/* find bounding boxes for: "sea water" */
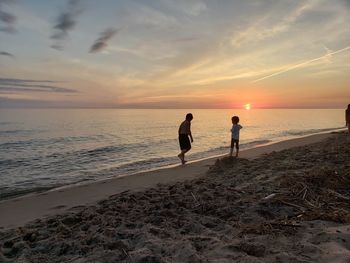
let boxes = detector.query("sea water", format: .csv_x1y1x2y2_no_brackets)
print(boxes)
0,109,345,200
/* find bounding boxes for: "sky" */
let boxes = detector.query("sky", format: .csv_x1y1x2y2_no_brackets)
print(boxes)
0,0,349,109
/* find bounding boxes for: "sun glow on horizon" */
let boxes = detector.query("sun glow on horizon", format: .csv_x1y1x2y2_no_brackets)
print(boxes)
244,103,251,110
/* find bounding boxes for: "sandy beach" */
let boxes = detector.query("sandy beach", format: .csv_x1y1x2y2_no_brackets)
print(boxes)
2,0,349,261
0,132,349,262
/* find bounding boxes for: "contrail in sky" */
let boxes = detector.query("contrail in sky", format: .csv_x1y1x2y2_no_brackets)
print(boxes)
252,45,350,83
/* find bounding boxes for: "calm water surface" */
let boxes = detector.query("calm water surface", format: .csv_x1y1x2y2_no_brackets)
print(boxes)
0,109,344,199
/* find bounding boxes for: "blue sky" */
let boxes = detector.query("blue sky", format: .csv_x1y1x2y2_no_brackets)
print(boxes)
0,0,349,108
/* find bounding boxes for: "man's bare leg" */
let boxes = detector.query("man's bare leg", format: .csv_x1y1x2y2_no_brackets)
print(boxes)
178,149,189,164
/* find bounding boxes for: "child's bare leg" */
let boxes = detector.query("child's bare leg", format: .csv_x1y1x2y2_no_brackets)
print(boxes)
229,148,233,156
235,143,239,157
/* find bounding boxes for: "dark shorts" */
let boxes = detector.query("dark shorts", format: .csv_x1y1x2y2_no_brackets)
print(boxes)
179,134,191,150
231,139,239,149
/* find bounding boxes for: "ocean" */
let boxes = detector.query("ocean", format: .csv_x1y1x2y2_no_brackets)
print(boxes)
0,109,345,200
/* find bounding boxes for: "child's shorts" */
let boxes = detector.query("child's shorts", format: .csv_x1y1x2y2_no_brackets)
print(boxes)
231,139,239,149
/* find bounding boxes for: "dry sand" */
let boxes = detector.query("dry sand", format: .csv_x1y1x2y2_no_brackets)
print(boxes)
0,132,349,262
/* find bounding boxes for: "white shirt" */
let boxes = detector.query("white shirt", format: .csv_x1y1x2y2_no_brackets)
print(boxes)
231,124,242,140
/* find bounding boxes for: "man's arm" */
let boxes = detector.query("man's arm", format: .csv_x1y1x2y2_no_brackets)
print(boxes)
189,132,193,142
188,122,193,142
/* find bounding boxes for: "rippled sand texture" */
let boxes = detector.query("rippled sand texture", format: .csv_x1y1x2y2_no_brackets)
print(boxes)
1,132,349,262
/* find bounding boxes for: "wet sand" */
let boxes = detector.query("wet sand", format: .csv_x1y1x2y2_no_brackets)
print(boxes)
0,132,349,262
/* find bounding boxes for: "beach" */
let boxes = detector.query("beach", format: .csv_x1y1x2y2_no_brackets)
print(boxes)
2,0,349,261
0,131,349,262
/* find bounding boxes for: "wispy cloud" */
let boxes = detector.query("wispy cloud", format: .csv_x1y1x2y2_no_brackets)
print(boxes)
89,28,119,53
9,4,51,35
231,1,318,47
0,77,76,93
0,51,14,58
0,0,16,33
0,77,57,83
252,46,350,83
161,0,207,16
124,2,178,29
172,36,200,43
51,0,83,50
0,86,76,93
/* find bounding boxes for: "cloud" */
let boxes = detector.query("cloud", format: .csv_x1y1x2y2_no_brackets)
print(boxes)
10,4,51,35
252,46,350,83
0,77,77,93
89,28,119,53
0,86,76,93
124,2,178,29
0,51,14,58
231,1,317,47
50,43,64,51
0,0,16,33
172,36,200,43
0,77,57,83
160,0,207,16
51,0,83,50
343,0,350,6
0,84,77,93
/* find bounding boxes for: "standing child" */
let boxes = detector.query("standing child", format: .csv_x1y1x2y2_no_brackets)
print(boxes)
178,113,194,164
230,116,242,157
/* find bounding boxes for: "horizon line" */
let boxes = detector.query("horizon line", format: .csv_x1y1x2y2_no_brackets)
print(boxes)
0,106,345,110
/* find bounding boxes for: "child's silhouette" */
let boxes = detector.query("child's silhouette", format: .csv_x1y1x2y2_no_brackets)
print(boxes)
230,116,242,157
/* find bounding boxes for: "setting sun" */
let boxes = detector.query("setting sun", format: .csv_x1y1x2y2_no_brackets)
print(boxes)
245,104,251,110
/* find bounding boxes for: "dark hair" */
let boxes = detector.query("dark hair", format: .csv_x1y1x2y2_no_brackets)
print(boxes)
348,104,350,110
231,116,239,123
186,113,193,121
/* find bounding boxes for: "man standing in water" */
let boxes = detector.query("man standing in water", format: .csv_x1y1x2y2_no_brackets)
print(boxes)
346,104,350,134
178,113,194,165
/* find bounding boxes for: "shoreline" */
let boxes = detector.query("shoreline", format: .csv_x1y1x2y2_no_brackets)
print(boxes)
2,127,344,202
0,131,340,230
35,127,346,196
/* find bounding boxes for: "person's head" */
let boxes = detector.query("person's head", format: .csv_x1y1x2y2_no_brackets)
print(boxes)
186,113,193,121
232,116,239,124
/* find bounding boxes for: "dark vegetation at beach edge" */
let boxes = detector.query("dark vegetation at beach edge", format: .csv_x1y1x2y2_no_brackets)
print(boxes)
0,133,349,262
